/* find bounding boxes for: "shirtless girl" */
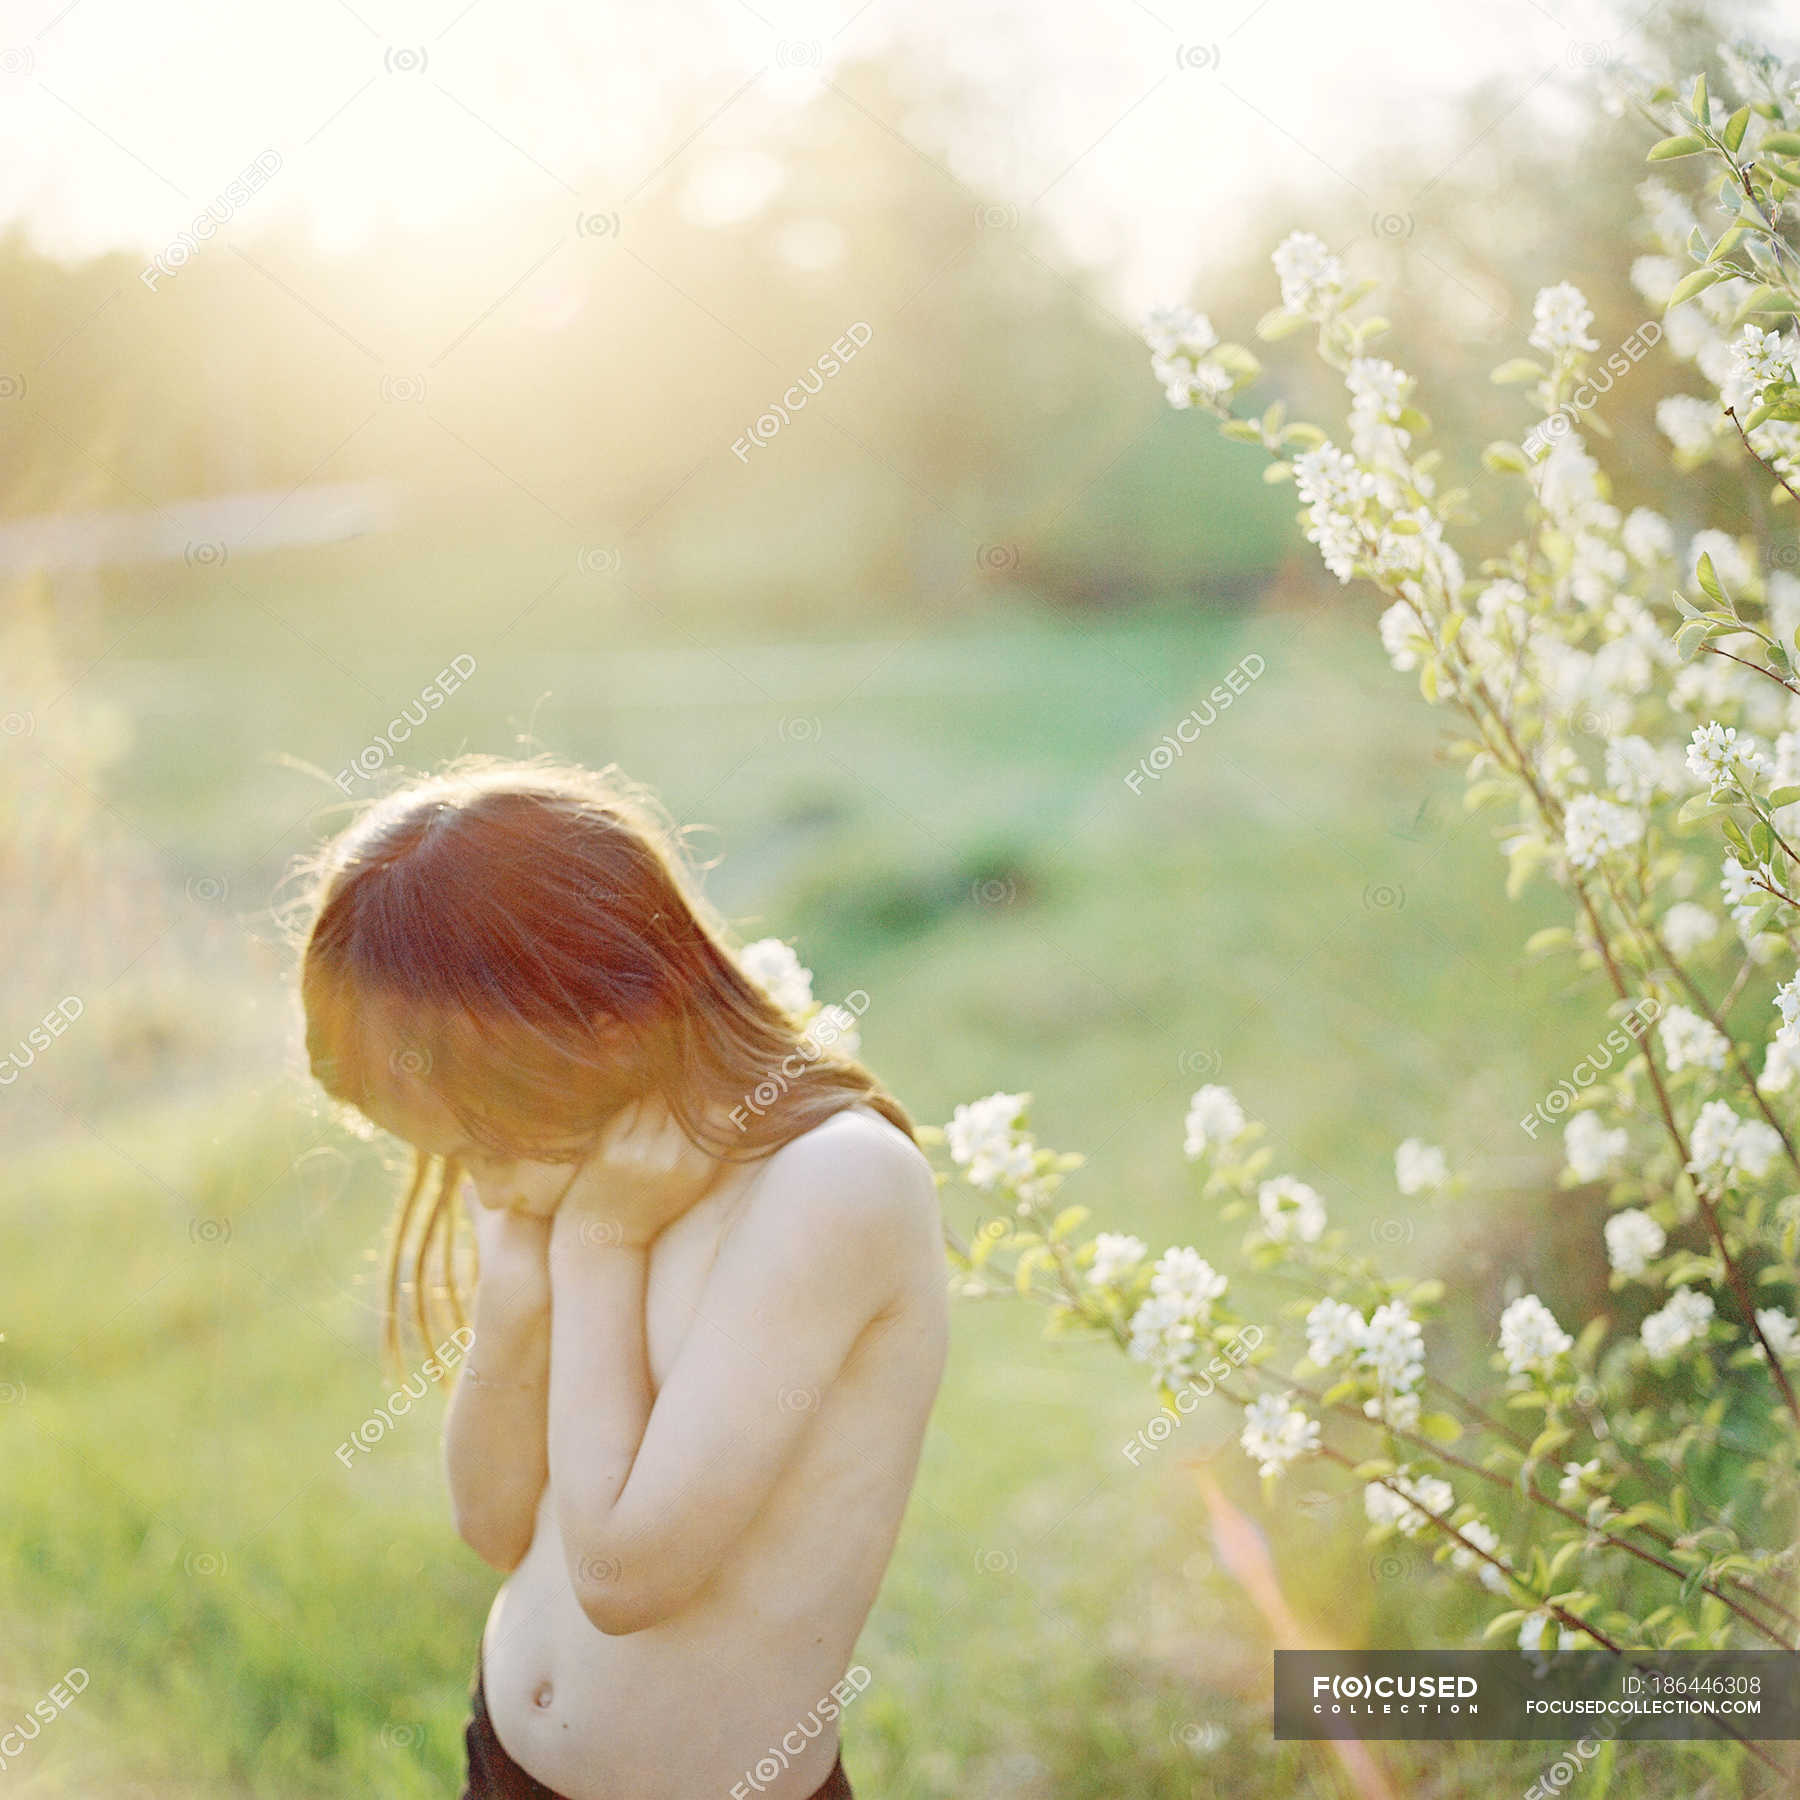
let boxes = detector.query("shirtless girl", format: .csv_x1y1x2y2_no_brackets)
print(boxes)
300,758,949,1799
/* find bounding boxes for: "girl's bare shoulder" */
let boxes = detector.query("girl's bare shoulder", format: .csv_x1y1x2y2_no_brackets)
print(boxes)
731,1105,943,1285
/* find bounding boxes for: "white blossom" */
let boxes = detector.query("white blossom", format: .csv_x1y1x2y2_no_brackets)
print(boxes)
1088,1232,1147,1287
739,937,815,1013
1528,282,1599,354
1183,1084,1247,1159
1304,1297,1365,1368
1760,1032,1800,1094
1147,1245,1228,1319
1657,395,1721,457
1359,1299,1425,1394
1687,1099,1781,1187
1731,323,1794,390
1395,1138,1448,1195
1629,256,1683,307
1658,1003,1729,1073
1127,1294,1198,1382
1558,1459,1601,1504
1498,1294,1572,1375
1563,793,1645,870
1519,1610,1582,1654
1565,1111,1628,1182
1661,901,1719,957
1272,231,1346,319
1449,1518,1511,1594
1641,1286,1715,1359
1755,1307,1800,1361
1687,721,1766,789
1258,1175,1327,1244
1722,854,1764,930
945,1091,1036,1191
1378,600,1425,672
1776,970,1800,1045
1143,304,1217,360
1364,1470,1452,1537
1621,507,1674,566
1239,1391,1320,1477
1604,1208,1666,1278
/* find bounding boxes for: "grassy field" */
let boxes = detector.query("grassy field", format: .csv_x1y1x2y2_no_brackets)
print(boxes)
0,543,1746,1797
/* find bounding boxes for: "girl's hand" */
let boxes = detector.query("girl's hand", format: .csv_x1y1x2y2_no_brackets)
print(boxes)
551,1095,728,1252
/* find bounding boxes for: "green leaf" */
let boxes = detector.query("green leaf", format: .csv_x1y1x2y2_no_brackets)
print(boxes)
1254,306,1310,341
1673,617,1713,661
1419,1412,1463,1444
1262,461,1294,484
1482,440,1530,473
1647,133,1708,161
1490,358,1545,385
1049,1205,1089,1243
1668,266,1727,307
1759,130,1800,155
1724,105,1751,152
1766,785,1800,808
1690,71,1708,123
1524,926,1574,956
1529,1424,1573,1460
1708,223,1748,263
1696,550,1725,601
1676,792,1723,827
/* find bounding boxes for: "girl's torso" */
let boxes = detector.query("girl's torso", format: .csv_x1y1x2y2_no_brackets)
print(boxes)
478,1107,948,1800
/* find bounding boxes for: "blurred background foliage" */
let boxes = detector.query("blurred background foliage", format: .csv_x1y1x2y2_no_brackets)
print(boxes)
0,3,1785,1796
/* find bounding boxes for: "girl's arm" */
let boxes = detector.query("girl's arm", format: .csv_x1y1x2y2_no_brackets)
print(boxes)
445,1204,553,1570
546,1117,933,1635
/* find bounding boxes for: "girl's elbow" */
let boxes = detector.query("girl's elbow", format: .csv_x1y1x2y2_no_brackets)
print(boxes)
571,1551,695,1636
453,1502,534,1572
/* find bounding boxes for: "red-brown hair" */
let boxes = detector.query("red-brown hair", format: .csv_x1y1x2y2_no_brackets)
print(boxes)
297,755,913,1368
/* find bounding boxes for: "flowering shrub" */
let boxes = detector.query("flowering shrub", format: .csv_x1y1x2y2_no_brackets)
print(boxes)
927,38,1800,1707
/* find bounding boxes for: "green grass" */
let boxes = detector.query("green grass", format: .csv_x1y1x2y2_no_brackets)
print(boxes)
0,554,1745,1797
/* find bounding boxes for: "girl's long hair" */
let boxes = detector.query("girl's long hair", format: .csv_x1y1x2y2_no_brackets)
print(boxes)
296,756,913,1372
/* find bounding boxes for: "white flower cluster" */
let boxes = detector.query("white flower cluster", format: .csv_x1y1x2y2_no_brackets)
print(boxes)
945,1090,1037,1193
1143,304,1231,410
1125,1247,1229,1384
1087,1232,1147,1287
1564,1112,1628,1182
1563,794,1645,871
1364,1468,1451,1536
1394,1138,1448,1195
1657,1003,1728,1074
1498,1294,1572,1376
1304,1295,1425,1428
1258,1174,1327,1244
1272,231,1346,320
738,936,815,1013
1183,1084,1247,1159
1603,1208,1665,1279
1641,1286,1715,1360
1528,282,1599,355
1686,720,1767,791
1240,1389,1320,1477
1686,1099,1781,1190
740,936,862,1056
